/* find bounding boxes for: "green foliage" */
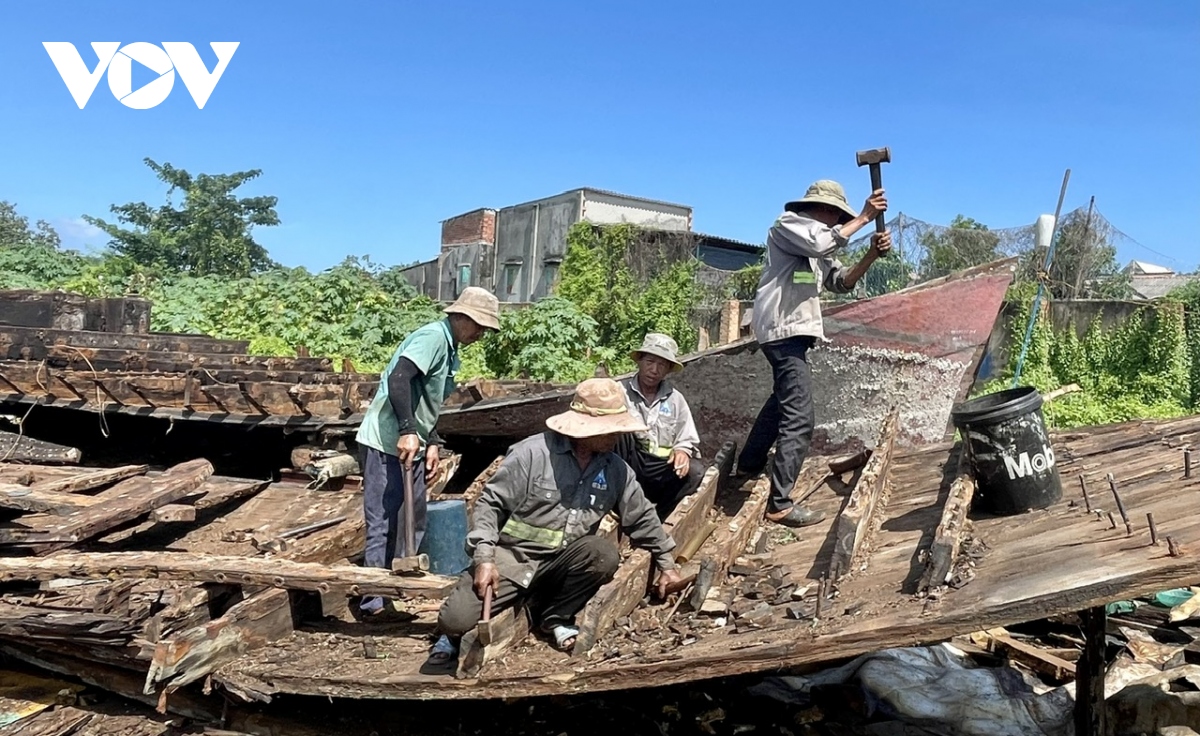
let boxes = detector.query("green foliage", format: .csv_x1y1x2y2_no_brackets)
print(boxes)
838,243,914,298
0,201,62,250
84,159,279,278
1168,279,1200,408
556,222,702,368
476,297,616,382
724,261,763,301
0,242,89,289
919,215,1001,281
1019,208,1130,299
979,287,1193,428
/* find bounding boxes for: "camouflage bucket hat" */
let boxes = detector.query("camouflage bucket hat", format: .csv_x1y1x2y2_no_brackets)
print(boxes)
546,378,649,439
786,180,857,224
444,286,501,331
629,332,684,373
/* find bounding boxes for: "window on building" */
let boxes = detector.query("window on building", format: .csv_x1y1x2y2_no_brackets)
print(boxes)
458,264,472,292
503,264,520,296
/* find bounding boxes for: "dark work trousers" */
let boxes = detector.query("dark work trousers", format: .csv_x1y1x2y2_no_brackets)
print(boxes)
361,445,429,570
615,434,705,520
738,336,816,514
437,536,620,638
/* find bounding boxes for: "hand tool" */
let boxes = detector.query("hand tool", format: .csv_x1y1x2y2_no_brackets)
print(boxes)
390,464,429,573
855,147,891,235
476,583,495,645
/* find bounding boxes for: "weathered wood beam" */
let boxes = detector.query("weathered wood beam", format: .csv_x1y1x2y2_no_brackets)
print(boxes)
828,407,899,581
918,447,976,591
0,551,457,598
456,606,532,679
0,483,97,514
0,429,81,465
0,601,142,647
151,504,196,523
13,344,334,374
699,475,772,586
0,362,378,418
1,705,94,736
14,459,214,553
573,455,728,656
664,441,734,561
0,643,223,722
1075,605,1108,736
30,465,149,494
0,324,250,354
989,633,1076,681
145,587,295,695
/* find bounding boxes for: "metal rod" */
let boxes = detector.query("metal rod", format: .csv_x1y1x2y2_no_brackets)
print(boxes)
1107,473,1132,535
813,575,826,620
1108,512,1117,530
1013,168,1071,387
1186,448,1192,479
1079,475,1091,513
1147,513,1159,546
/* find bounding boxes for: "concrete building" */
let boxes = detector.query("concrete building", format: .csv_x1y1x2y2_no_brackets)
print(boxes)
1123,260,1198,300
398,188,761,302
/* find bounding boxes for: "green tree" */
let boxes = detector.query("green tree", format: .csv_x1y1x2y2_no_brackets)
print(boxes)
556,222,704,364
919,215,1001,281
84,159,279,278
0,201,61,249
1039,209,1130,299
477,297,615,382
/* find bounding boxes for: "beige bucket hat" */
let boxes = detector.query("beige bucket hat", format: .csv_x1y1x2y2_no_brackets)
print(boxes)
546,378,649,439
786,180,857,224
444,286,501,331
630,332,684,373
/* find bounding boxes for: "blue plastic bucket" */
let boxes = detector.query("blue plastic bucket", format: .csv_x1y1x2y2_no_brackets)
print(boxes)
419,499,471,575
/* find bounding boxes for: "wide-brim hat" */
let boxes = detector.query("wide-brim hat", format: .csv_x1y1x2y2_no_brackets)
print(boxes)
786,179,857,225
629,332,684,373
444,286,501,331
546,378,648,439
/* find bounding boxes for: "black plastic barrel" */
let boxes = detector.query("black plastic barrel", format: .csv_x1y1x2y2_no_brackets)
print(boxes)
950,386,1063,515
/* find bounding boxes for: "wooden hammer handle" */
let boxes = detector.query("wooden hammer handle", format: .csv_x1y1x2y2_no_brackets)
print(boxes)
481,583,493,622
869,165,885,234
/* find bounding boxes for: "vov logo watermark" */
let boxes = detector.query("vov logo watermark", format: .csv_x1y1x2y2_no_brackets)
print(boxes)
42,42,239,109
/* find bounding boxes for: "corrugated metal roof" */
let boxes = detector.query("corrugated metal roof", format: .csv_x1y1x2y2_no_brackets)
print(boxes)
575,187,691,212
1129,274,1198,300
1125,260,1175,275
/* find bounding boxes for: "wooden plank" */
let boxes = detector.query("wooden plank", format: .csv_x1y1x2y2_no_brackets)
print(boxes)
664,441,733,560
828,407,899,581
1076,605,1107,735
145,587,295,695
0,324,249,354
918,447,976,591
0,706,93,736
573,462,728,656
462,455,504,513
15,344,334,374
0,601,142,647
0,643,223,723
0,551,457,598
11,459,215,552
151,504,196,523
988,633,1076,681
0,430,81,465
456,606,532,679
0,483,97,514
700,476,772,586
31,464,149,493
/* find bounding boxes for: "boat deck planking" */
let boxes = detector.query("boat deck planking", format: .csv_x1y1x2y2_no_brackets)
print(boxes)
211,414,1200,701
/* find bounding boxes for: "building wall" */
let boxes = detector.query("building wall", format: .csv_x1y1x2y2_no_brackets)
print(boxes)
441,209,497,247
398,258,439,299
438,243,494,300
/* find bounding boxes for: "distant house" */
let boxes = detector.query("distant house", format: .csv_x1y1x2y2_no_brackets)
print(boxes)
398,188,763,303
1123,260,1198,300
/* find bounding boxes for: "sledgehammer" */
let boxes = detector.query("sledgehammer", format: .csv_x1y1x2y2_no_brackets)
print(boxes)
855,146,891,234
476,583,495,645
390,464,430,575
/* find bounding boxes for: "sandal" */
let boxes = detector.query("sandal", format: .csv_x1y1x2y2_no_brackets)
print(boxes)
767,506,825,529
424,635,458,666
549,625,579,652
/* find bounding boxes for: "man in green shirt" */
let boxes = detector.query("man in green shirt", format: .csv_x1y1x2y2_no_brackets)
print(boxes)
355,286,500,615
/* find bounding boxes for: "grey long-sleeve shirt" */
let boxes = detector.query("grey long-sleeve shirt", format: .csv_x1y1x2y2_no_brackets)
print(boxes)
751,212,855,345
467,431,677,588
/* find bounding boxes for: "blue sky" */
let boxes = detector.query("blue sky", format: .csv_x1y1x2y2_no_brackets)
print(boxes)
2,1,1197,272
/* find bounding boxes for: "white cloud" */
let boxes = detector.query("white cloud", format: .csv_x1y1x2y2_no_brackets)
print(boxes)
53,217,107,251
